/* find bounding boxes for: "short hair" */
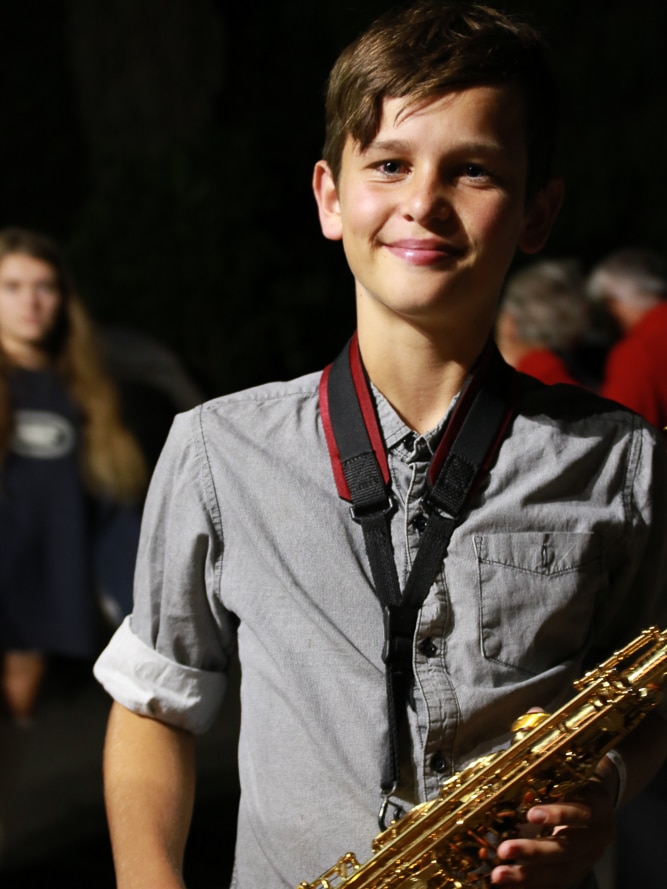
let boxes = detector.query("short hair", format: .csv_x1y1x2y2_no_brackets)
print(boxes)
500,259,590,350
323,0,558,195
588,248,667,301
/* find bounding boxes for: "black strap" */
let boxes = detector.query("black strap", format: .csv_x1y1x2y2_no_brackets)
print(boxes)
319,333,516,811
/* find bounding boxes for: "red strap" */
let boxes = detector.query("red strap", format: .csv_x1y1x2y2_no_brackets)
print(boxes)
319,332,390,502
319,363,350,499
428,340,494,482
348,333,391,487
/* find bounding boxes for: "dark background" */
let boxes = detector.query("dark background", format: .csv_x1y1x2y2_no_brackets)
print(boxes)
0,3,664,885
1,0,666,400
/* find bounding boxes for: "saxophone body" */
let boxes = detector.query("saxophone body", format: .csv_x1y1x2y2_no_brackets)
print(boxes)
298,627,667,889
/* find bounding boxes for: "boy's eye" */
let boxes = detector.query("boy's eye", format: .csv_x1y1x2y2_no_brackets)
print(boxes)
377,159,405,176
462,163,490,179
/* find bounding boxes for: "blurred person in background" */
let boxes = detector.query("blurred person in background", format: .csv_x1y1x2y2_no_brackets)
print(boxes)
589,247,667,889
588,248,667,432
495,258,598,387
0,227,147,723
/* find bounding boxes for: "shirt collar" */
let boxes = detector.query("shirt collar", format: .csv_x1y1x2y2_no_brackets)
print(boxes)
370,381,466,461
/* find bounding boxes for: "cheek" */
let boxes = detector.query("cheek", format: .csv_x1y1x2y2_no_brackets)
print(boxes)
40,294,62,325
0,295,14,328
469,196,526,255
341,189,386,240
339,195,382,276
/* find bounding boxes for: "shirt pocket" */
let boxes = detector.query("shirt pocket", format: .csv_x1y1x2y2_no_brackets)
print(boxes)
474,532,601,675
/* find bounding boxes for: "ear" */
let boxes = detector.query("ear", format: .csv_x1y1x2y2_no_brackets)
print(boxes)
518,178,564,255
312,160,343,241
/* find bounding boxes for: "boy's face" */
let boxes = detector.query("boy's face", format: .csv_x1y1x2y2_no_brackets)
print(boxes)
314,85,560,336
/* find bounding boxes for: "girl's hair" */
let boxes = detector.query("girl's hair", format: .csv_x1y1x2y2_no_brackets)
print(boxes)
0,227,147,502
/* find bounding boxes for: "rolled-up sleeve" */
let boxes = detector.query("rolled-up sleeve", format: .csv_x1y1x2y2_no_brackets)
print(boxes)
94,407,236,734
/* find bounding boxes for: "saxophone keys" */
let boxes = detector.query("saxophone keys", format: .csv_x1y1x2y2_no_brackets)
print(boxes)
511,711,550,738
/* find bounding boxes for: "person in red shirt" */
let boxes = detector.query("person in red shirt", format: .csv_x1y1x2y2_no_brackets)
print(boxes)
588,248,667,432
588,247,667,889
495,258,591,386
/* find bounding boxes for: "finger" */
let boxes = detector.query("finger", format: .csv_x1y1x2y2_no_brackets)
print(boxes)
491,838,583,889
494,816,614,889
490,862,527,885
491,859,577,889
496,832,571,864
525,801,593,829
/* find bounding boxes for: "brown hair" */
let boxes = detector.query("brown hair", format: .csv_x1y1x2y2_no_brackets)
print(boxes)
0,227,147,502
322,0,558,196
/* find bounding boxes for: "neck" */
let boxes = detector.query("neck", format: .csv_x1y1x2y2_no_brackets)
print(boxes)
356,308,490,435
622,297,661,332
496,338,533,369
0,338,51,370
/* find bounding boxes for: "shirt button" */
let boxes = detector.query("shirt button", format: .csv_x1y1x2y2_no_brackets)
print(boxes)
413,513,428,534
418,638,437,658
430,751,447,773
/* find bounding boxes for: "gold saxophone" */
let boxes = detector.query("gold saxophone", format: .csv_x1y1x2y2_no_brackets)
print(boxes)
298,626,667,889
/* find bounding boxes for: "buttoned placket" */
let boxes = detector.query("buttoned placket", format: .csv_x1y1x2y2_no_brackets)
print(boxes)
387,428,460,802
344,350,513,808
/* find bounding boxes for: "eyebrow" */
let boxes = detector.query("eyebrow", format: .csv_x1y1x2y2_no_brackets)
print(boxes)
363,139,412,154
362,138,509,157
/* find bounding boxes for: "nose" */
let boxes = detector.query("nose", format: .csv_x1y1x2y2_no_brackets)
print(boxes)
25,286,42,309
401,169,451,225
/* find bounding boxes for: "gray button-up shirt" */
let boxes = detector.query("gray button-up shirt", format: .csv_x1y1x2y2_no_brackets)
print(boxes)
94,367,667,889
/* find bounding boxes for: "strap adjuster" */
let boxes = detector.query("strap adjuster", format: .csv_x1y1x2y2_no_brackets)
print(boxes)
381,604,418,666
349,493,396,524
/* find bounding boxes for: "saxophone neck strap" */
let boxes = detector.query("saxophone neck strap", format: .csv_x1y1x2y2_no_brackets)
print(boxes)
319,332,517,808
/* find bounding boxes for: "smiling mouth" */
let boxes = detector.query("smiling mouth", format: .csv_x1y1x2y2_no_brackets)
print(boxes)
384,239,465,266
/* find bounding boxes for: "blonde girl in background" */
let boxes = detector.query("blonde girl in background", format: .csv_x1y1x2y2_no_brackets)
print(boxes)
0,227,146,722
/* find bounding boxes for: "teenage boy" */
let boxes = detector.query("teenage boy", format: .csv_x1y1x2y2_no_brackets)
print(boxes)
94,3,667,888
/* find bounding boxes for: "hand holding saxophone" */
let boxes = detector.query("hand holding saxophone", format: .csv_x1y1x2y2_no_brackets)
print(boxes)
488,715,620,887
491,705,667,889
490,776,615,887
299,627,667,889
